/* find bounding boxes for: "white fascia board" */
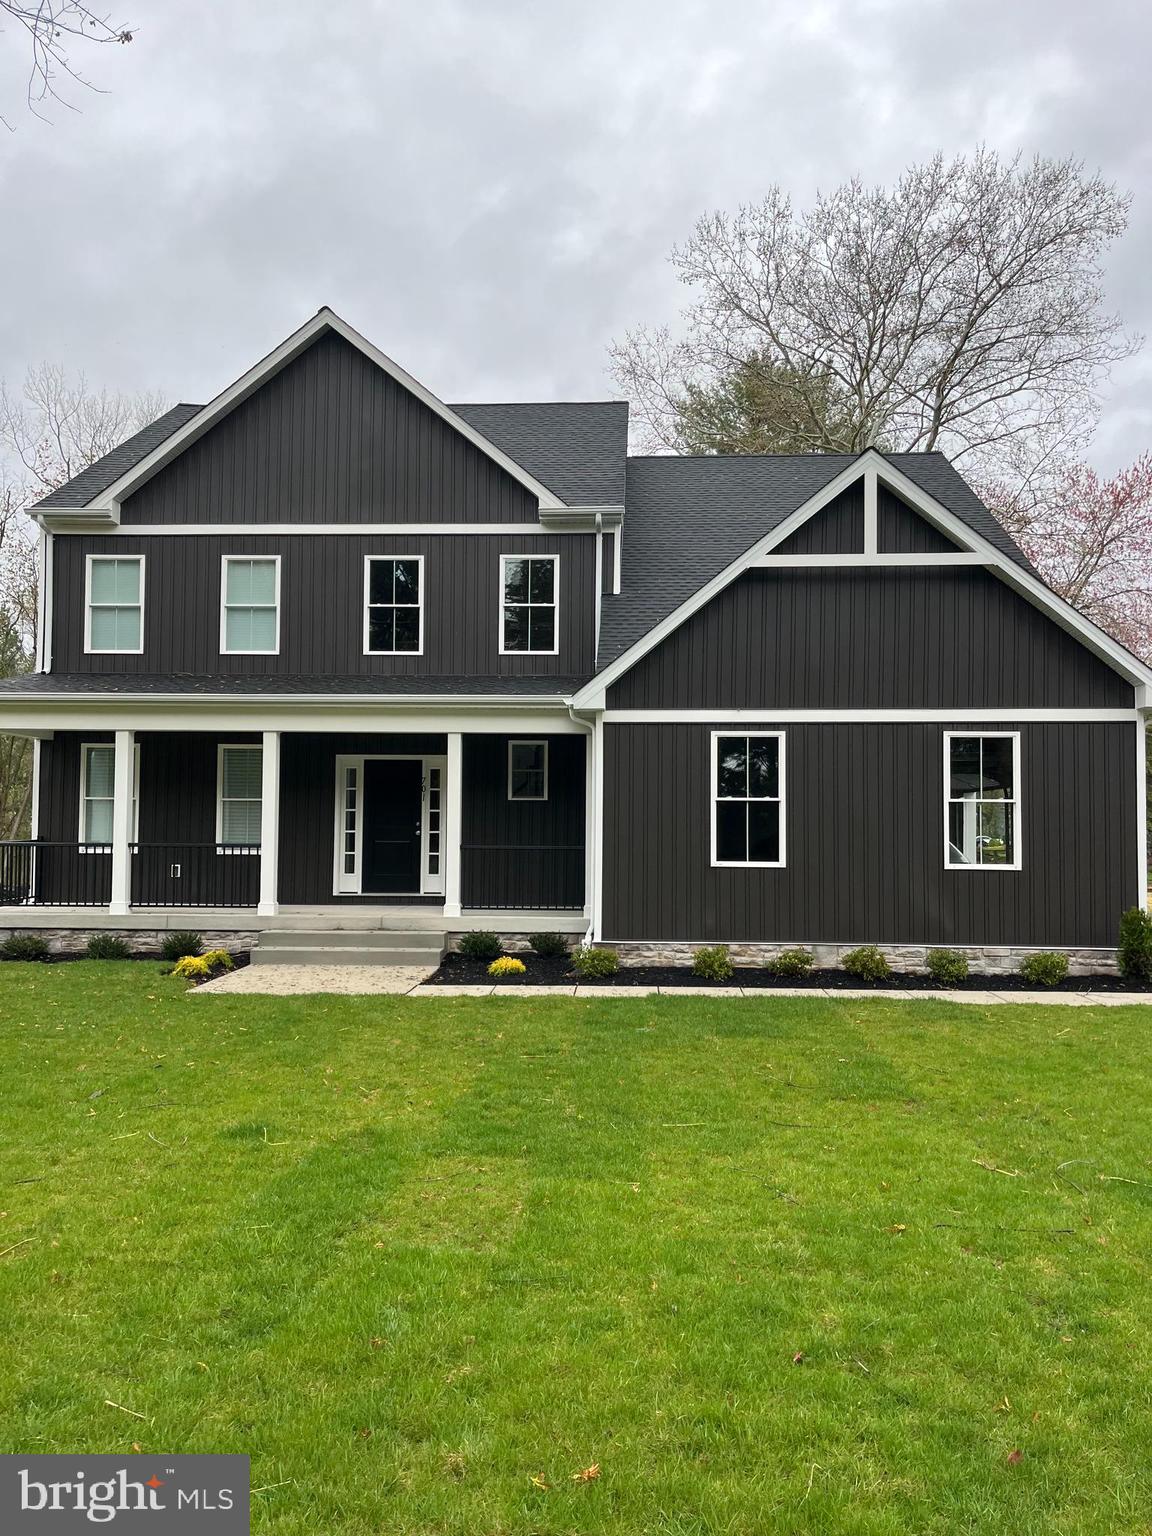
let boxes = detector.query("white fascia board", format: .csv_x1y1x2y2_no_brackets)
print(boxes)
80,308,567,516
80,522,589,537
603,708,1142,723
575,448,1152,705
752,552,989,568
539,505,625,531
0,701,586,735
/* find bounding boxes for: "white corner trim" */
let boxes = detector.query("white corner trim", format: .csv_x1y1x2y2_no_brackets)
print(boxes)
1138,717,1149,909
83,309,566,515
219,553,282,657
943,729,1022,872
362,553,425,656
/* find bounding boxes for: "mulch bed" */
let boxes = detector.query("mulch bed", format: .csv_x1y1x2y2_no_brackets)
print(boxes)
428,953,1150,992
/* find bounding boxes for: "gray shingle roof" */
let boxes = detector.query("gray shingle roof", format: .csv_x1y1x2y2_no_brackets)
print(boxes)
32,405,204,509
448,401,628,505
597,452,1037,667
0,673,590,698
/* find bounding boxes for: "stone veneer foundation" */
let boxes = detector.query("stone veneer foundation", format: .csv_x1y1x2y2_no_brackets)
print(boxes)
0,927,261,956
606,941,1119,977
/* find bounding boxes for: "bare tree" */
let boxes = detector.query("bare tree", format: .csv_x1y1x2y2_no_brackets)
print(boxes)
611,151,1139,478
0,1,133,122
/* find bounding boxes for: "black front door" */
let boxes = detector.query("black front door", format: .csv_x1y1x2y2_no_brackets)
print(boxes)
362,759,423,893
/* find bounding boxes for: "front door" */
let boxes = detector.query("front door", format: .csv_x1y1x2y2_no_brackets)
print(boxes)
362,759,423,893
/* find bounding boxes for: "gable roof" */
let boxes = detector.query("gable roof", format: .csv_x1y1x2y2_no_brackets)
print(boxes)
33,404,203,510
597,451,1036,668
449,401,627,507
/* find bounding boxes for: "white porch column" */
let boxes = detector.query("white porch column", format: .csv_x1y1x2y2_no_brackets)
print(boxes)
108,728,134,915
258,730,281,917
443,732,463,918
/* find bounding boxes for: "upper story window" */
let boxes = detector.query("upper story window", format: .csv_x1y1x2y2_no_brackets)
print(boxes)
500,554,558,655
79,742,138,846
364,556,423,654
221,557,280,655
711,732,785,867
508,740,548,801
85,556,144,654
217,744,263,848
945,732,1021,869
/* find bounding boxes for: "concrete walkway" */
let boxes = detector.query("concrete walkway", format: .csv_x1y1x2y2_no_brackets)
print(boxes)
193,966,1152,1004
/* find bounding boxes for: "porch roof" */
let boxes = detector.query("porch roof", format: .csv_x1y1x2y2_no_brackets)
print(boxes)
0,672,592,700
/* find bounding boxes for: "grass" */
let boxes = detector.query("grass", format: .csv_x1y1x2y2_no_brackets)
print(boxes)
1,965,1152,1533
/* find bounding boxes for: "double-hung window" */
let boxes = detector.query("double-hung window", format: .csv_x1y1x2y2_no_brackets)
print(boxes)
508,740,548,801
364,556,422,654
500,554,558,654
79,742,138,847
945,732,1021,868
217,745,263,848
711,732,785,867
85,556,144,654
221,557,280,655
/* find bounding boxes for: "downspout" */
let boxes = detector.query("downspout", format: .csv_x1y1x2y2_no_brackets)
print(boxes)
568,703,598,946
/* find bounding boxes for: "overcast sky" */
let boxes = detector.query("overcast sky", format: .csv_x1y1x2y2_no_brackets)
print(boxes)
0,0,1148,471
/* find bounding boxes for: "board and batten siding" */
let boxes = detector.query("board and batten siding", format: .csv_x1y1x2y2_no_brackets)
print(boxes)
120,330,542,525
53,532,595,678
607,566,1134,709
462,734,586,909
603,720,1137,948
773,481,865,554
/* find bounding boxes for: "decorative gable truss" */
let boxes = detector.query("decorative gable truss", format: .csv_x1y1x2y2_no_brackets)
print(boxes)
574,450,1152,708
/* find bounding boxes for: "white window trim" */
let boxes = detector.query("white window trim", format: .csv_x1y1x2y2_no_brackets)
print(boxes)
498,553,560,657
84,554,144,656
216,742,264,851
220,555,281,657
507,739,549,801
709,730,786,869
78,740,139,848
943,730,1022,872
362,554,425,656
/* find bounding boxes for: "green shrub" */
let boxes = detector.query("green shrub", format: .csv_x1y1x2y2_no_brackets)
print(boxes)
1019,951,1069,988
488,956,526,978
692,944,734,982
458,931,502,962
1117,907,1152,982
572,945,620,980
841,945,891,982
529,931,570,959
160,930,203,963
925,948,969,985
86,933,131,960
769,947,814,978
0,931,50,962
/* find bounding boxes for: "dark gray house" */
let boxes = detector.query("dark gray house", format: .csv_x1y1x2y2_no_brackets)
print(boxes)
0,308,1147,966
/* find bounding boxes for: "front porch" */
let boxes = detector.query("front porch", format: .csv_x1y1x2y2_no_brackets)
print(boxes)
2,723,590,926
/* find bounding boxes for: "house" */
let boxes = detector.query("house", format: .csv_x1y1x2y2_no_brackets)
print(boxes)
0,307,1147,969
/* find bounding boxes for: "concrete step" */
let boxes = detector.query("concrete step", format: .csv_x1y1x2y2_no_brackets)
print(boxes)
257,928,445,951
251,944,440,968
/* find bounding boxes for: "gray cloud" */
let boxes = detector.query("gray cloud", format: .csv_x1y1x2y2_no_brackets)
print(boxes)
0,0,1146,469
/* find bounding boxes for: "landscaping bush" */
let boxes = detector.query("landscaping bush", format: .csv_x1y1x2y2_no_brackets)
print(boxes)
1117,907,1152,982
841,945,891,982
458,931,502,962
86,933,131,960
1019,951,1069,987
488,956,526,978
529,931,570,959
201,948,235,971
692,944,734,982
160,930,203,963
769,947,814,978
171,955,212,981
0,932,50,962
925,948,969,985
572,945,620,980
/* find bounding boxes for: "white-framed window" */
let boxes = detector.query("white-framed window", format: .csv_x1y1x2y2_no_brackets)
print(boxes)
500,554,559,655
508,740,548,801
217,744,263,848
85,555,144,654
220,556,280,655
944,732,1021,869
78,742,139,847
710,732,785,868
364,555,423,654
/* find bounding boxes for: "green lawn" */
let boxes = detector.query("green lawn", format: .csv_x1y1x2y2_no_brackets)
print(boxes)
2,966,1152,1534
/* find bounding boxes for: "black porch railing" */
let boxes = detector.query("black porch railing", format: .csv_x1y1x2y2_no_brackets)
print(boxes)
0,841,112,906
130,844,260,908
461,843,584,911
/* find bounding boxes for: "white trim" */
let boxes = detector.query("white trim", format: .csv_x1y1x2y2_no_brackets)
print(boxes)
30,738,41,839
862,466,878,553
603,708,1140,724
108,730,135,914
258,730,280,916
78,739,139,846
594,525,603,667
35,529,47,672
752,552,988,568
507,739,549,801
444,734,463,917
612,526,622,596
41,530,54,673
216,742,264,849
362,553,424,656
943,730,1022,872
498,552,560,657
84,553,144,656
591,710,604,940
1138,717,1149,909
573,450,1152,707
84,521,587,537
83,308,566,514
330,752,444,896
0,703,586,735
220,554,281,657
710,730,786,868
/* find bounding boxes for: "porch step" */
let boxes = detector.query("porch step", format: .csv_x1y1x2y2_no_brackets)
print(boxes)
251,928,446,968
